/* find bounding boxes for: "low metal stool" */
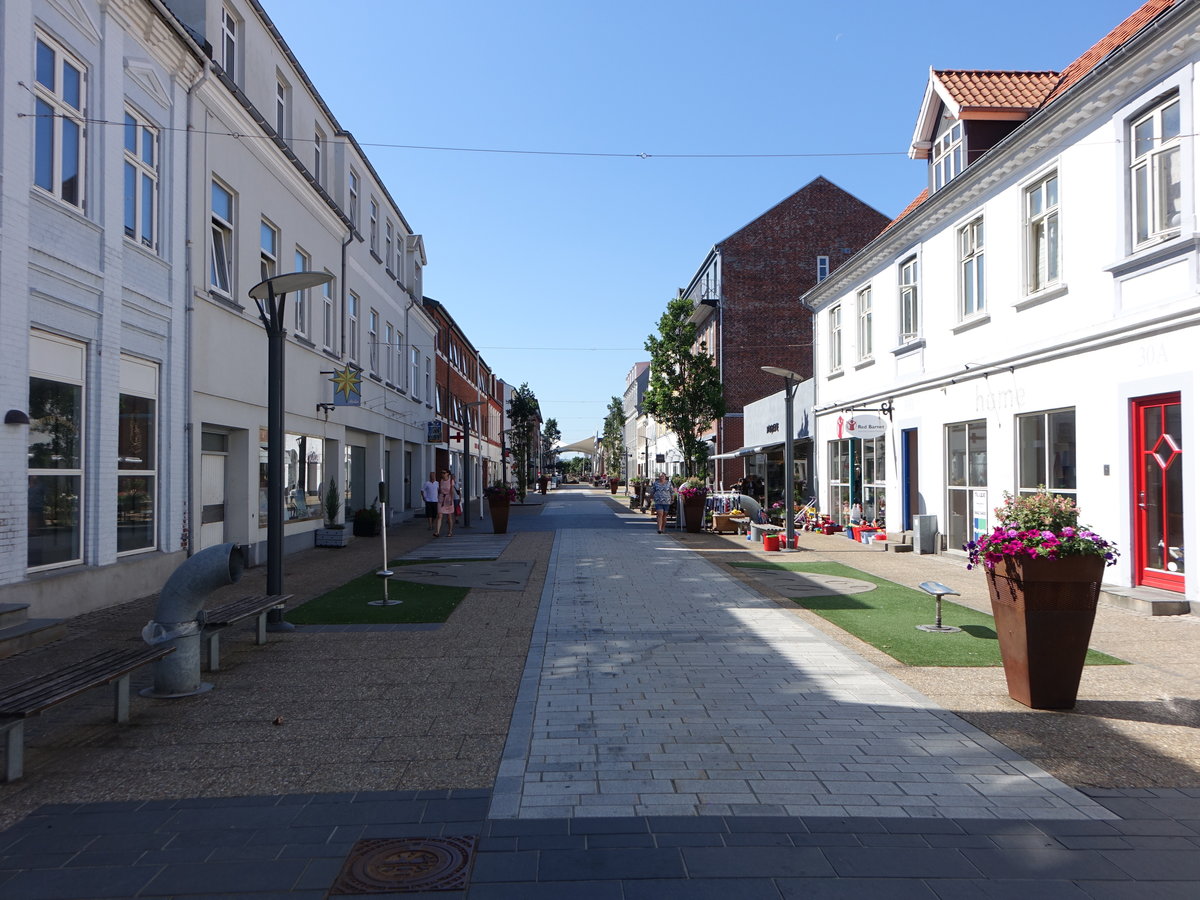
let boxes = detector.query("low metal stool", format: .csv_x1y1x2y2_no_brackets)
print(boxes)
917,581,962,633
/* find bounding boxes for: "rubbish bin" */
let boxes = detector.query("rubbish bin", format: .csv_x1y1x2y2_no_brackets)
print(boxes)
913,515,938,554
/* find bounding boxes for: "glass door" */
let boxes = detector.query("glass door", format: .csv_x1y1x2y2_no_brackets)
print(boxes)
1132,393,1184,591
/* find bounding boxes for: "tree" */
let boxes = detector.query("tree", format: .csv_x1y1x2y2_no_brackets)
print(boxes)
601,396,625,480
541,417,561,475
507,383,539,501
644,296,726,477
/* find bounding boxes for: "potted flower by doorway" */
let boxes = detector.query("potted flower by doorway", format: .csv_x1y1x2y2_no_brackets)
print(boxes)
677,477,708,533
315,478,353,547
965,488,1119,710
352,499,383,537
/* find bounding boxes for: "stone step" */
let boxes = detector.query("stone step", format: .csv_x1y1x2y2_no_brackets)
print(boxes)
0,603,32,629
1100,586,1191,616
0,618,67,661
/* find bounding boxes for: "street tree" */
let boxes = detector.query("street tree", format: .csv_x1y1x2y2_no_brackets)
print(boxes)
644,296,726,477
601,396,625,480
507,383,539,501
541,417,561,475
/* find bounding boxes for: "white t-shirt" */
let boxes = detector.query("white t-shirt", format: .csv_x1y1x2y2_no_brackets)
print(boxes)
421,480,439,503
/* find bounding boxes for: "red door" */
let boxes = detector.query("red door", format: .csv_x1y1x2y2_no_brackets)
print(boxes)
1132,393,1185,591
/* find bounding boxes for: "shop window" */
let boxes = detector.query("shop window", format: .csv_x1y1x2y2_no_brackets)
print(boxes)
117,356,158,554
1017,409,1076,498
827,435,885,526
946,420,988,550
259,432,323,524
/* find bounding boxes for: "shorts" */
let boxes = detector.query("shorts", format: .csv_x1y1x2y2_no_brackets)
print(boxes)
654,503,670,511
425,500,438,519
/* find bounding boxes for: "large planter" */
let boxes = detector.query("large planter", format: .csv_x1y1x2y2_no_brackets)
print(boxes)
682,495,706,533
487,497,510,534
986,554,1106,710
314,526,352,548
609,479,619,494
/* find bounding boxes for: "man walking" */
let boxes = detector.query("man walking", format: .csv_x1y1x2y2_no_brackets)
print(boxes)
421,471,439,530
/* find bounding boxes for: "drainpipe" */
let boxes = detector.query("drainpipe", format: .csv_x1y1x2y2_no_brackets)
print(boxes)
141,542,244,697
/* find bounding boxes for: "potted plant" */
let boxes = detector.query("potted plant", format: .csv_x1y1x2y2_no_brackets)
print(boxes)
315,479,352,547
965,488,1119,710
352,499,382,537
484,482,516,534
677,477,708,533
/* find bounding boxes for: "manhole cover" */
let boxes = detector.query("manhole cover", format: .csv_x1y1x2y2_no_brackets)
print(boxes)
330,836,476,894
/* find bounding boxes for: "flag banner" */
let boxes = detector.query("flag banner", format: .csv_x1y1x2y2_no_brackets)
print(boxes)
329,365,361,406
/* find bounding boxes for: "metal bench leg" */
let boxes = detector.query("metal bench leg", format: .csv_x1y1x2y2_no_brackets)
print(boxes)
4,720,24,782
255,612,268,646
205,632,221,672
114,674,131,723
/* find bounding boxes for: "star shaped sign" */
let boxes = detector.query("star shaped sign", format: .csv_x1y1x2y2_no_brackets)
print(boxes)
330,365,361,406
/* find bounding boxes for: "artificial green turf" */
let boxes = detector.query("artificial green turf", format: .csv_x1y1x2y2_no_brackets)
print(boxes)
733,560,1127,668
285,559,472,625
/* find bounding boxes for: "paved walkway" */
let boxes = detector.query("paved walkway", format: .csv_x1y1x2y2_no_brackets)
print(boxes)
0,487,1197,898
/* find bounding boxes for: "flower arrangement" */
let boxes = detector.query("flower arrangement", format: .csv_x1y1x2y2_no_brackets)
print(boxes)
484,482,517,502
964,488,1119,570
676,477,708,500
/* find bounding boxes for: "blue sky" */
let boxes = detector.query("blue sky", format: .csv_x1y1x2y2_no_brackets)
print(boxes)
262,0,1145,442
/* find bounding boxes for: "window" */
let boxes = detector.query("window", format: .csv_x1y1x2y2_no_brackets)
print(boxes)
856,286,872,361
1026,172,1060,292
210,180,234,296
395,330,404,388
275,76,288,136
28,331,85,569
899,256,919,342
123,109,158,248
260,433,323,523
827,436,886,527
932,121,963,191
425,357,431,401
816,255,830,282
322,274,335,350
946,420,988,550
117,356,157,554
313,128,324,185
1131,95,1181,248
368,309,379,372
385,221,394,272
958,217,985,319
220,4,238,79
293,249,310,335
828,304,843,372
348,171,360,228
33,34,86,208
260,219,278,279
369,199,379,254
383,323,394,381
1017,409,1076,499
347,292,359,361
411,348,420,399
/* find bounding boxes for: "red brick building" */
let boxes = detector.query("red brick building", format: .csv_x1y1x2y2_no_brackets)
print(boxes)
682,176,890,489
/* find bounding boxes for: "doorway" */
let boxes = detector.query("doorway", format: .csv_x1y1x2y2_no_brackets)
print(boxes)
1132,393,1184,592
901,428,918,531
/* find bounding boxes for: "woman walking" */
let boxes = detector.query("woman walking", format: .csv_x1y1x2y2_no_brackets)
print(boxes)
435,469,457,537
650,473,674,534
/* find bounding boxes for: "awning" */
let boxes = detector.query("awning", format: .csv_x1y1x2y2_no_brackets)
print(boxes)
710,441,783,460
557,437,598,455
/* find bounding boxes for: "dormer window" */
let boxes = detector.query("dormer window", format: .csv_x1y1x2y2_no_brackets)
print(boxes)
932,121,963,190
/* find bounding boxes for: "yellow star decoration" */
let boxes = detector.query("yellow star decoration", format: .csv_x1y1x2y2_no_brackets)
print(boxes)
329,365,361,404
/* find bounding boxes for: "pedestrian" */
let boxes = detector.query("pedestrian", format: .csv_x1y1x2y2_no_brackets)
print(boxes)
435,469,456,537
650,472,674,534
421,471,439,530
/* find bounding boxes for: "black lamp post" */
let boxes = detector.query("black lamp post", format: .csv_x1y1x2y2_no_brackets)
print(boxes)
249,271,333,628
762,366,803,553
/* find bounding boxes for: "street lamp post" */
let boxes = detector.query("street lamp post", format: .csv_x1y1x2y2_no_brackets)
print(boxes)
249,271,333,628
762,366,803,553
462,399,487,528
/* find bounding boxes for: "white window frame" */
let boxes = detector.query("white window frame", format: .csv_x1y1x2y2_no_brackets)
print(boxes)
411,347,420,399
829,304,843,373
1130,94,1182,249
33,32,87,209
347,292,360,362
395,330,404,388
856,285,873,362
260,218,278,280
293,248,310,336
369,199,379,255
816,255,830,283
368,309,379,373
898,255,919,343
425,357,431,401
385,221,394,272
123,108,158,249
220,4,239,81
958,216,985,319
348,170,360,229
1016,408,1077,500
932,121,963,191
322,273,335,350
313,127,324,185
383,323,394,382
210,179,234,297
275,75,288,136
1025,171,1060,293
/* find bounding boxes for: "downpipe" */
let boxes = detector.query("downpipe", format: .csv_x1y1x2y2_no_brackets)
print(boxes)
141,542,243,697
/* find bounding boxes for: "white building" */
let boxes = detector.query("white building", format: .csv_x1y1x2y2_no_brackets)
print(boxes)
803,0,1195,609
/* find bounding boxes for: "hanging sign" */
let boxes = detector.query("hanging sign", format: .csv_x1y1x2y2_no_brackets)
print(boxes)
427,420,444,442
329,365,361,406
837,413,887,439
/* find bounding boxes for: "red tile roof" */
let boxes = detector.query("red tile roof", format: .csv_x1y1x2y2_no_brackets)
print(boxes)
936,70,1061,113
1044,0,1177,103
882,189,929,233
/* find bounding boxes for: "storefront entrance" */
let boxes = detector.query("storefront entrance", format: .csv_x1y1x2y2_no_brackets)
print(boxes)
1132,393,1185,592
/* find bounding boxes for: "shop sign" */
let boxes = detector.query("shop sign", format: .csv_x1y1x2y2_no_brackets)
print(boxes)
837,413,887,439
427,420,444,442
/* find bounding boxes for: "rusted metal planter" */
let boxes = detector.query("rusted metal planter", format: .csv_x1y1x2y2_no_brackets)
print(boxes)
487,497,510,534
682,496,705,533
985,555,1105,710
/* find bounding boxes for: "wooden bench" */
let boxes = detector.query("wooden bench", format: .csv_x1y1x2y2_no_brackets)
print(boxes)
0,644,175,781
201,594,292,672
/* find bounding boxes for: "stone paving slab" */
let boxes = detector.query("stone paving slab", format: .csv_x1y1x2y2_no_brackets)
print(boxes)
399,533,514,560
388,560,533,591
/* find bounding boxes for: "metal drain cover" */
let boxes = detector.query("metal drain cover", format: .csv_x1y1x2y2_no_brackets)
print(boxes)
330,836,476,894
